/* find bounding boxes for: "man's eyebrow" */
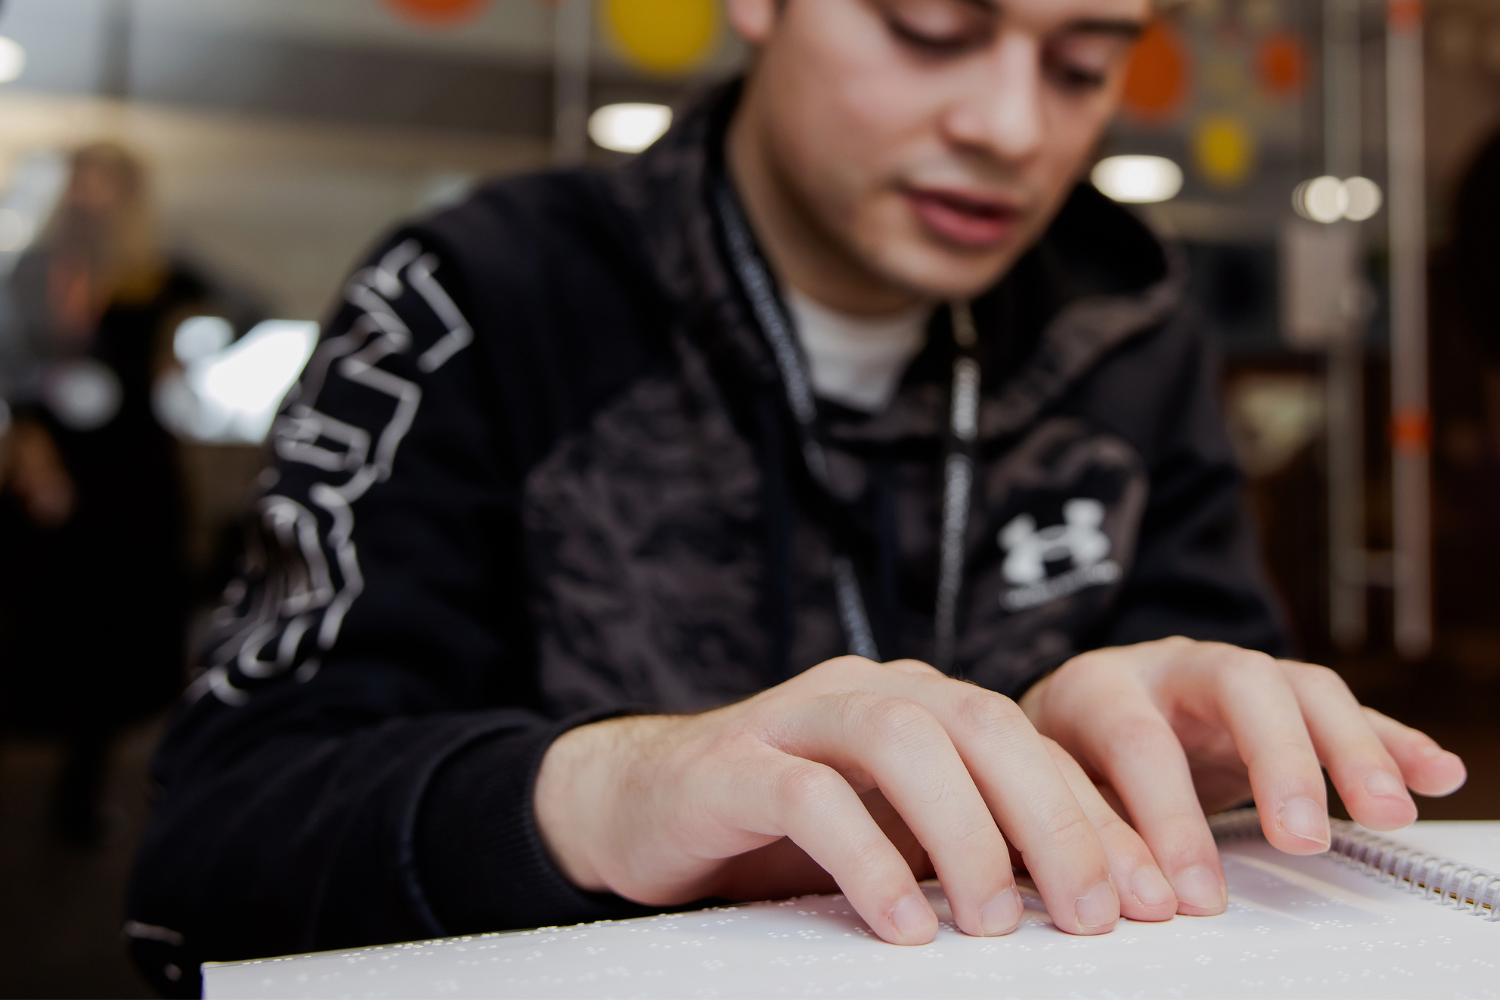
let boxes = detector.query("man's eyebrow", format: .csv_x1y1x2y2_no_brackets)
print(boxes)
947,2,1147,38
1055,17,1147,39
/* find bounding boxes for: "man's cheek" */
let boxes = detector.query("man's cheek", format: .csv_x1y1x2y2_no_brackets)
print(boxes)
1035,127,1104,204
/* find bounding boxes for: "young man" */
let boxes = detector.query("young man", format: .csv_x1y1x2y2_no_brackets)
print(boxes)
128,0,1465,993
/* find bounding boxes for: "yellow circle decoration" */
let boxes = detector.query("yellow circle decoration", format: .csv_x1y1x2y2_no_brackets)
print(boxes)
603,0,720,75
1193,113,1256,188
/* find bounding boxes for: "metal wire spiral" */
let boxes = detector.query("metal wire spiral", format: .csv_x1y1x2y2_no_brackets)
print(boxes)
1209,807,1500,921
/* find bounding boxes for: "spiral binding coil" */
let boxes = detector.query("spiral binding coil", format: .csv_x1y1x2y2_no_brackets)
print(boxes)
1209,807,1500,922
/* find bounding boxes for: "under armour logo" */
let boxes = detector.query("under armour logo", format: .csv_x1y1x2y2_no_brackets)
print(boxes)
998,498,1121,611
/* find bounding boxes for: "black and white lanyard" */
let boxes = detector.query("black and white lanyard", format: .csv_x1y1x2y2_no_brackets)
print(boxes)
715,180,981,673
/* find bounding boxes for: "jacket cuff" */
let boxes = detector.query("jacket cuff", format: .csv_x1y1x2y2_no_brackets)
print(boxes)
412,709,650,934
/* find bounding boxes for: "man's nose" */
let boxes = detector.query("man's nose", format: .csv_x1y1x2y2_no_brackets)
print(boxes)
943,32,1044,165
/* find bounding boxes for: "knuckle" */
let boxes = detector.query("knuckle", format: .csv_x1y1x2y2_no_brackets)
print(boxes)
809,655,875,679
1145,635,1198,660
1213,646,1279,687
1101,715,1178,758
844,837,899,882
1090,808,1137,844
862,697,936,743
779,762,843,814
1038,803,1096,847
953,689,1028,737
1294,663,1350,696
884,658,944,679
949,815,1001,854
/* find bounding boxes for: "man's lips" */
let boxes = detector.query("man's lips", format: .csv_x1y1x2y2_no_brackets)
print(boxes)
901,186,1022,248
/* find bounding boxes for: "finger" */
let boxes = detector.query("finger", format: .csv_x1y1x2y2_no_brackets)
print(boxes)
777,694,1023,938
1281,664,1416,831
1179,646,1331,855
1044,668,1228,916
1042,740,1177,922
721,750,937,945
875,667,1121,936
1362,708,1468,798
1062,701,1224,911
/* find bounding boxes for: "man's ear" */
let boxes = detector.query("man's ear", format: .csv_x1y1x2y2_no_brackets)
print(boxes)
726,0,779,45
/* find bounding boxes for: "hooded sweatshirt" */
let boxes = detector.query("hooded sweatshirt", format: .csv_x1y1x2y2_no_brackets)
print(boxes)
126,84,1285,995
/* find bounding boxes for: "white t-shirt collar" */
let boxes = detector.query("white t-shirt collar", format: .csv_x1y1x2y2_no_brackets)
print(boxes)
784,288,933,414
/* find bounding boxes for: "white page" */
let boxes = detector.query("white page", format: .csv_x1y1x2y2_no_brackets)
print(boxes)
204,822,1500,1000
1384,820,1500,873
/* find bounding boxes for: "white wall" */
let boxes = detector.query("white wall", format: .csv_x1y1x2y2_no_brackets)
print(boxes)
0,91,549,319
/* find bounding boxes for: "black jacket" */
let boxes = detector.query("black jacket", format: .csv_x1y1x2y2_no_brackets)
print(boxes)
126,85,1285,994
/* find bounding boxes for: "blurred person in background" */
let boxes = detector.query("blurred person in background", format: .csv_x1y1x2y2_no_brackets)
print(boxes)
0,142,200,845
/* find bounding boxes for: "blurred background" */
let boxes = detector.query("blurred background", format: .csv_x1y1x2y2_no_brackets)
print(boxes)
0,0,1495,996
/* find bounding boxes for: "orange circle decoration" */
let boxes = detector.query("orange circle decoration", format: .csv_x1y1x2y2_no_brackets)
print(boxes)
1257,31,1306,99
1388,0,1423,32
384,0,493,26
1121,20,1191,125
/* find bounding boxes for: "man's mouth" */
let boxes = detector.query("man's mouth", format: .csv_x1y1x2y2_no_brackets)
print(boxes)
900,186,1022,248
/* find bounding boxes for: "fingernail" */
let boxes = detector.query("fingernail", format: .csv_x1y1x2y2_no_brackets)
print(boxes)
1131,866,1176,908
977,887,1023,936
1422,745,1463,766
1074,881,1118,930
1365,770,1408,799
1173,865,1227,913
890,893,934,940
1277,797,1331,846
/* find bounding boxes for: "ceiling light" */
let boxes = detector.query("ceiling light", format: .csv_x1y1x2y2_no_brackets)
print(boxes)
588,103,673,154
1293,175,1348,223
1342,176,1383,221
1090,155,1184,204
0,37,26,84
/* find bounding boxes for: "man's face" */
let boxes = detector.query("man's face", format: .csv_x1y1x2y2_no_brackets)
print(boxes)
732,0,1149,302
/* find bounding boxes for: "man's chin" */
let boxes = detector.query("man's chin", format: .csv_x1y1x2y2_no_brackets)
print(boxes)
868,241,1025,303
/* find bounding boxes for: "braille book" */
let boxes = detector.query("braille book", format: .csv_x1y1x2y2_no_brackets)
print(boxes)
204,814,1500,1000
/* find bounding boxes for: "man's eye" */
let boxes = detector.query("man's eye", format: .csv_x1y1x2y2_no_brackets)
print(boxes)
1044,39,1127,93
890,22,987,55
881,0,993,55
1049,63,1109,92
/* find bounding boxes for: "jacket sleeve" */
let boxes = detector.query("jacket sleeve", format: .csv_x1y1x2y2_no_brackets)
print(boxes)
1086,311,1290,658
125,236,635,998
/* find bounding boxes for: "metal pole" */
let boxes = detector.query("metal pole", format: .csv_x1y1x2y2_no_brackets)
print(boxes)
1386,0,1432,659
1324,0,1366,651
553,0,591,167
99,0,133,99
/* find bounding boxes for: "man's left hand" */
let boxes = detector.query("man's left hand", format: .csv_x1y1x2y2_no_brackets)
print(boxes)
1019,637,1468,916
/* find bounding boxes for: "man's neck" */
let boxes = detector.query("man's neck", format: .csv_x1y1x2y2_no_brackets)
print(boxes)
725,80,920,318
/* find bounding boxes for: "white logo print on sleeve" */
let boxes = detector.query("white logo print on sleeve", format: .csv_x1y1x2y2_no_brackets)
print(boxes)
998,498,1121,611
191,239,474,707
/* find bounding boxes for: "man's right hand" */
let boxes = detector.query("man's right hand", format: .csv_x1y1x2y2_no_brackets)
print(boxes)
533,656,1179,945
